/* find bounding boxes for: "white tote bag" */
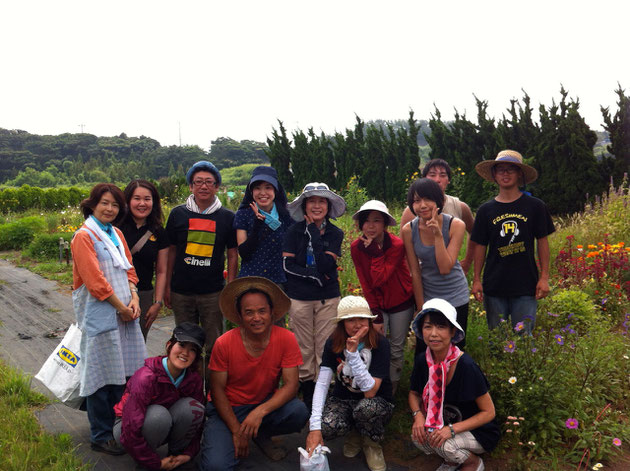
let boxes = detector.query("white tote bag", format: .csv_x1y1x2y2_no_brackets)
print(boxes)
35,323,84,409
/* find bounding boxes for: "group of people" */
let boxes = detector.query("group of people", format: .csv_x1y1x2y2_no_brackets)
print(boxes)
69,149,554,471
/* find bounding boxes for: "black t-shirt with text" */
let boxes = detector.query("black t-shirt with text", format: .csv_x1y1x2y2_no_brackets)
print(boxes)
471,194,554,297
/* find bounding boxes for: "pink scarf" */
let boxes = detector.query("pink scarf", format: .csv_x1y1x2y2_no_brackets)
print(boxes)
422,343,461,430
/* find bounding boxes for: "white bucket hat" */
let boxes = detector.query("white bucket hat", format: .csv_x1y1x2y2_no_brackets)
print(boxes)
333,296,377,322
287,182,347,220
352,200,397,226
411,298,465,344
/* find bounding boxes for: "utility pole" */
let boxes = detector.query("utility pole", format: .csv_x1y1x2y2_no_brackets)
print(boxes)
78,124,85,133
178,121,182,147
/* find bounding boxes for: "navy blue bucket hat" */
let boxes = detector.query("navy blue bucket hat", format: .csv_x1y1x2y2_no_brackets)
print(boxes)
186,161,221,186
248,166,279,191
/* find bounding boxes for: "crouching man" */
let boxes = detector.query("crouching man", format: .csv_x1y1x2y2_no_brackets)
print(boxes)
200,276,309,470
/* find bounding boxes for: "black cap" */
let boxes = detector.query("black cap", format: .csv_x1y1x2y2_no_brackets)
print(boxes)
173,322,206,350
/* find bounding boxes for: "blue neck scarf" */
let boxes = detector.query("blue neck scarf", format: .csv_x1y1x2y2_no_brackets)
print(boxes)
258,203,282,231
90,215,119,247
162,357,186,388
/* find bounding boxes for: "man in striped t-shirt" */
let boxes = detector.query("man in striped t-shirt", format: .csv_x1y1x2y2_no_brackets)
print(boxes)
165,161,238,359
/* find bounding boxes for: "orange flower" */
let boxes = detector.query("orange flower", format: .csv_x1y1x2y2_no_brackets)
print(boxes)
576,245,583,249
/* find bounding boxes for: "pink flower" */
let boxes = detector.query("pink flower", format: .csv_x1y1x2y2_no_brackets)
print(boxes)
565,418,579,429
613,437,622,447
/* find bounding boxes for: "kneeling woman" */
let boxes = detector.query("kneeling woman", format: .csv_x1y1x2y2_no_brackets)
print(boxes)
114,323,206,470
408,299,500,471
306,296,394,471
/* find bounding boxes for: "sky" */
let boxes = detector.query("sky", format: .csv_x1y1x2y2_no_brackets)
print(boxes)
2,0,628,151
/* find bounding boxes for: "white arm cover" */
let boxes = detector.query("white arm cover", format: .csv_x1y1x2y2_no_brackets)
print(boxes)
309,367,333,431
345,349,376,392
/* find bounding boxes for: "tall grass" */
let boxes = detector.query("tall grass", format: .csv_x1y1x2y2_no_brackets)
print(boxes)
0,360,89,470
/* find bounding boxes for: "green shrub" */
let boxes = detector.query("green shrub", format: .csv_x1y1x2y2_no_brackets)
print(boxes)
0,216,47,250
25,233,73,261
537,288,602,333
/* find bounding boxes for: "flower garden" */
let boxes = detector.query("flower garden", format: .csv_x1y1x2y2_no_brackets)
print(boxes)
0,177,627,469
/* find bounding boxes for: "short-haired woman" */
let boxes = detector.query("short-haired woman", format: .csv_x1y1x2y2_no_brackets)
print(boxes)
409,299,500,470
71,183,147,455
401,178,470,349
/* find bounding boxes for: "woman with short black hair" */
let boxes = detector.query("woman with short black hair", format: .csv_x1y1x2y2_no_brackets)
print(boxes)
409,299,500,471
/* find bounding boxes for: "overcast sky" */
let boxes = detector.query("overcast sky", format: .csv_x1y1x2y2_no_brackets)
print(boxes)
2,0,628,150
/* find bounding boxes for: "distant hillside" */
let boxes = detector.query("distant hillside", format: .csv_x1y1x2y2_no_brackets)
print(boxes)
0,129,268,186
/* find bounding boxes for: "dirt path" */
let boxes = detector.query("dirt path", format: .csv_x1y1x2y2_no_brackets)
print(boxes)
0,259,414,470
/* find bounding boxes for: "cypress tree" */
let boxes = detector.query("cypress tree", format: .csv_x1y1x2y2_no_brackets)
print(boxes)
601,84,630,184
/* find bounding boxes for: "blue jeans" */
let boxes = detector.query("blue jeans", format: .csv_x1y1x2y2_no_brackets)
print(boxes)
200,398,309,471
484,295,537,333
86,384,125,443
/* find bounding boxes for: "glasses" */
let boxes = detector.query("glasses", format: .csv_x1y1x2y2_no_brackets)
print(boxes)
494,167,518,175
303,184,328,191
192,179,217,187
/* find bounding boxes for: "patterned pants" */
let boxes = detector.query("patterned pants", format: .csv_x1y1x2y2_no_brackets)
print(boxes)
412,431,486,465
321,395,394,443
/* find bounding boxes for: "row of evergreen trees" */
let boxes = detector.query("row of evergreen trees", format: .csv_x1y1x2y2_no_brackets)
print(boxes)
267,112,423,203
265,86,629,215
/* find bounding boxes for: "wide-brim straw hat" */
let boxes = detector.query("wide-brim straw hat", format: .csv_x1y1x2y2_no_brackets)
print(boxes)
352,200,396,226
475,150,538,185
219,276,291,325
287,182,347,220
333,295,378,322
411,298,465,344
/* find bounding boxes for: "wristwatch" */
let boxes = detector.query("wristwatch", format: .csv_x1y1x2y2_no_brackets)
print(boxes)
412,410,422,418
130,287,138,293
448,423,456,438
154,300,163,307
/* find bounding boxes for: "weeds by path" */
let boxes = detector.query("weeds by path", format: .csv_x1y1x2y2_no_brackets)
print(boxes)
0,360,89,470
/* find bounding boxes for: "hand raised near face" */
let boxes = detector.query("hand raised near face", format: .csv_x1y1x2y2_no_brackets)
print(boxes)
359,234,373,248
425,207,441,237
250,202,266,221
346,325,370,353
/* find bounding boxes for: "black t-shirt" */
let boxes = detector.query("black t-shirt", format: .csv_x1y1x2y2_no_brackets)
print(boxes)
410,352,500,452
165,205,237,295
320,335,393,403
119,220,169,291
282,220,343,300
471,194,555,297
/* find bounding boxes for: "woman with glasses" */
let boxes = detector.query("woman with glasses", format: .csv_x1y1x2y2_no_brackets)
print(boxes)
283,182,346,409
401,178,470,351
233,166,293,287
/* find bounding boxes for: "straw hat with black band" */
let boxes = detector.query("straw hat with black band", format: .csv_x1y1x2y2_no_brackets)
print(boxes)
475,150,538,185
219,276,291,325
